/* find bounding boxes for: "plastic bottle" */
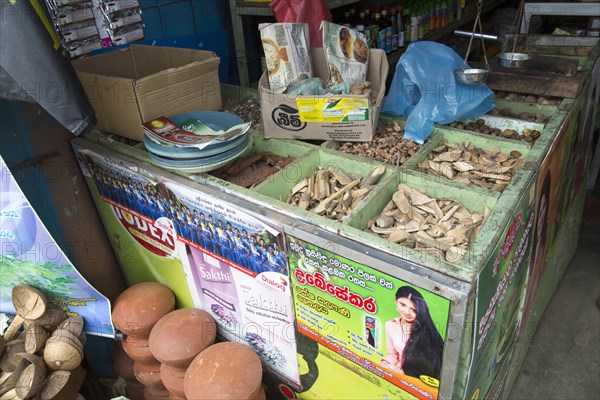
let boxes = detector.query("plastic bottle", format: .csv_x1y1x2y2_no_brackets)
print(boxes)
343,11,352,28
381,9,392,53
397,6,406,48
418,5,425,39
410,8,419,42
404,6,412,43
390,7,399,51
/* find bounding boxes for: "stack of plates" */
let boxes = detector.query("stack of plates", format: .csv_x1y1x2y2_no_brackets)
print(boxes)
144,112,251,173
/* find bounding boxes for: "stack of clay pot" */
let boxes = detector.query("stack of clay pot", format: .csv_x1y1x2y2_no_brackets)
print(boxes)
148,308,216,399
111,282,175,400
184,341,265,400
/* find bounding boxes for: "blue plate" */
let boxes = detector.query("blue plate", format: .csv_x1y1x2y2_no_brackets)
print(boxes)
148,136,250,173
143,111,248,159
144,131,249,159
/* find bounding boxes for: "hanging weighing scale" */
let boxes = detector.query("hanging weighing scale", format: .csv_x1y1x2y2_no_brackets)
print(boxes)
497,0,532,69
454,0,491,84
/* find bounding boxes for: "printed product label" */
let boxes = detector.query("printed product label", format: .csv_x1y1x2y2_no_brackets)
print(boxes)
296,98,369,123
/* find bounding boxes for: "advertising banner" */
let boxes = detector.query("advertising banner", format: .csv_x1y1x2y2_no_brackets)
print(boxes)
464,181,535,400
520,93,591,333
74,147,195,308
0,156,113,337
164,181,300,388
286,236,451,400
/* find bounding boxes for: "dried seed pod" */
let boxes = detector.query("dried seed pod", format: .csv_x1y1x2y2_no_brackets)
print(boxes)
12,285,47,320
0,340,25,373
43,337,83,371
33,305,68,333
57,317,85,345
15,359,46,399
24,324,48,354
38,366,85,400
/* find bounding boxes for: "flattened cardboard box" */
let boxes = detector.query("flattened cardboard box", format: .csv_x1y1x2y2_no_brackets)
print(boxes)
73,44,222,141
260,48,388,141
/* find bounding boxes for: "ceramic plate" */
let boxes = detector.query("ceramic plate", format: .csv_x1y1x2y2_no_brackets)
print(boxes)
148,136,250,173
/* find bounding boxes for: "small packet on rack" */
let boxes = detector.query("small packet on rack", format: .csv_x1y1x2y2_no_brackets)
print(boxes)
321,21,369,89
259,22,312,93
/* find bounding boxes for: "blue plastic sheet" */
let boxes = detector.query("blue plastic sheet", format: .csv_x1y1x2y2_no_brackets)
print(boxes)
382,41,495,144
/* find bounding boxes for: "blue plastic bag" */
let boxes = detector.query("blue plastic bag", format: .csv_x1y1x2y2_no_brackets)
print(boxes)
382,41,495,144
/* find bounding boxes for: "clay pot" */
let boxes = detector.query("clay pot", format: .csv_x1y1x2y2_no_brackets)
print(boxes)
144,385,170,400
184,342,262,400
133,360,164,389
125,380,146,400
121,337,156,364
113,343,136,381
160,363,186,398
258,385,266,400
111,282,175,338
149,308,216,368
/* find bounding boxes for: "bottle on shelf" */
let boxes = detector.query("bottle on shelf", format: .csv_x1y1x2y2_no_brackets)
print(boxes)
397,6,406,48
404,5,412,43
391,7,399,51
349,7,357,26
410,7,419,41
381,8,392,53
342,11,352,28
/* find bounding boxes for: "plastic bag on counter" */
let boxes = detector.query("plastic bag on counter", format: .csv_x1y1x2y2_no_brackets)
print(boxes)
321,21,369,88
382,41,495,144
269,0,332,48
259,22,312,93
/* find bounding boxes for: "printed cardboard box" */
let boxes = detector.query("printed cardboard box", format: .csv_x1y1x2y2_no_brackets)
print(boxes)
259,48,388,141
73,44,221,141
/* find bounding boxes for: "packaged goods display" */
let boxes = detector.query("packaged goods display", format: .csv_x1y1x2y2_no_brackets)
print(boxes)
42,0,143,58
259,23,313,94
321,21,370,87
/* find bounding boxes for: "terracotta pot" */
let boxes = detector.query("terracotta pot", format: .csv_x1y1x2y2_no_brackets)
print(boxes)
112,282,175,337
257,385,266,400
133,360,164,389
184,342,262,400
125,380,146,400
149,308,216,367
122,337,157,364
168,393,187,400
113,343,136,381
160,363,186,398
144,385,171,400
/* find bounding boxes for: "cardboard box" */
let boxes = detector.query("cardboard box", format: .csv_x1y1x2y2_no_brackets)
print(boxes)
73,44,221,141
259,48,388,142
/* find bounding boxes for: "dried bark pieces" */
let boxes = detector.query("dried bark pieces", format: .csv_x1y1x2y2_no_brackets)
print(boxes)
287,165,384,221
368,184,488,263
417,140,523,192
338,123,421,165
210,151,295,188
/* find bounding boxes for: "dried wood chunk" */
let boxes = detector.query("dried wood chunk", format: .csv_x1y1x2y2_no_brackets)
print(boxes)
337,123,421,165
417,140,523,192
367,185,487,263
288,165,384,221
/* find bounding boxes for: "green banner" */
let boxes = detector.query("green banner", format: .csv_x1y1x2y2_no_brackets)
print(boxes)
286,236,451,400
464,181,535,400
